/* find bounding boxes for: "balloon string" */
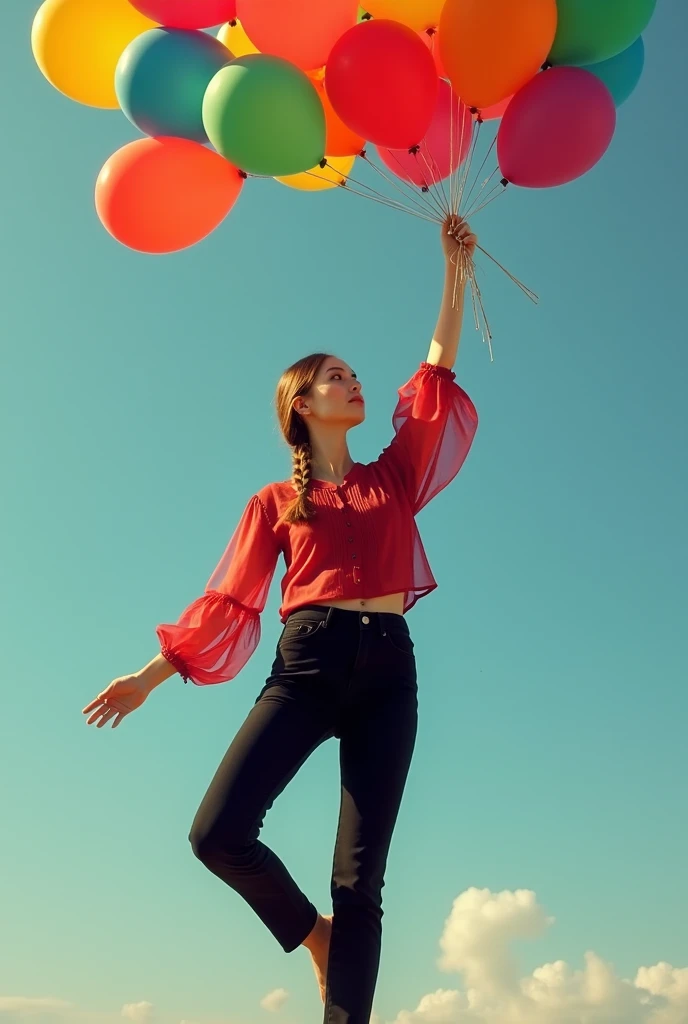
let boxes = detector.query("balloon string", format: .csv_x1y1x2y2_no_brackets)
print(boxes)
321,159,441,221
414,149,452,219
358,153,447,221
460,133,498,215
449,244,495,362
463,177,506,220
326,167,442,225
456,117,481,213
476,243,539,303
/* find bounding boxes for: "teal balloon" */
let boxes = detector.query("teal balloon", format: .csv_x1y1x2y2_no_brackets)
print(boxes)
582,36,645,107
116,28,232,143
549,0,656,66
202,55,326,176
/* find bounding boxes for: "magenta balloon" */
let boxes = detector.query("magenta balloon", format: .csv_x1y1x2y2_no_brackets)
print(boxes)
497,66,616,188
377,79,472,187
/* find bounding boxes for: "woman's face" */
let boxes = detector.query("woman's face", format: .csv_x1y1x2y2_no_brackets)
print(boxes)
294,356,365,425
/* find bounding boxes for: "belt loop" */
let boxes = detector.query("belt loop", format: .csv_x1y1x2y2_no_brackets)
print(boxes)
324,605,334,629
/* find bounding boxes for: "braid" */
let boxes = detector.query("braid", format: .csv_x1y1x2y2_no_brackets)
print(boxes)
292,441,312,499
274,351,332,525
280,441,317,524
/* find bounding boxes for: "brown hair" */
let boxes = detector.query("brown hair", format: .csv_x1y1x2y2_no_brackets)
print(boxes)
274,352,331,525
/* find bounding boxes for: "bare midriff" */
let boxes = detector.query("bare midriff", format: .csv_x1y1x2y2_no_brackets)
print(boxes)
309,592,406,616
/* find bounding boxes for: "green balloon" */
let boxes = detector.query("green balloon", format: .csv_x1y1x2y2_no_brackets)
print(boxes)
202,55,326,177
549,0,656,66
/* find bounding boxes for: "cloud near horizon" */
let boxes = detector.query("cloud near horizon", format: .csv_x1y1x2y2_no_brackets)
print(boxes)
386,887,688,1024
2,887,687,1024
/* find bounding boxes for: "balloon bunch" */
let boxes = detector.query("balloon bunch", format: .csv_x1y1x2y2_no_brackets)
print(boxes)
32,0,656,354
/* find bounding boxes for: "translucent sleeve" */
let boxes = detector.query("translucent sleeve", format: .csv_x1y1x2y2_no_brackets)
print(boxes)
155,495,280,686
376,361,478,514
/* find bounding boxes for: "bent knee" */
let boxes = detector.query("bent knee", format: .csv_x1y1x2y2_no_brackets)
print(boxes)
189,826,250,863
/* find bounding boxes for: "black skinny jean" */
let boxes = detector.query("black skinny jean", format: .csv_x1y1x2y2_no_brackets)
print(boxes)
188,604,419,1024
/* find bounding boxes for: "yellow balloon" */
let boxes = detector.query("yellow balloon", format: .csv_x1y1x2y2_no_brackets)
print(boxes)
364,0,445,31
31,0,157,109
217,19,259,57
275,155,356,192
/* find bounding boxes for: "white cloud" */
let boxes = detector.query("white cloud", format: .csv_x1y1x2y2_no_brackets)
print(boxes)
259,988,289,1012
384,887,688,1024
121,1004,155,1023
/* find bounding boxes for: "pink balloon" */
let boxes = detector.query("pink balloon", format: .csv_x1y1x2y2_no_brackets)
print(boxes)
377,79,472,187
420,28,447,79
497,66,616,188
128,0,237,29
479,95,512,120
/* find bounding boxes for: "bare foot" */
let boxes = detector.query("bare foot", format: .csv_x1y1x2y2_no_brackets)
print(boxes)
308,913,333,1003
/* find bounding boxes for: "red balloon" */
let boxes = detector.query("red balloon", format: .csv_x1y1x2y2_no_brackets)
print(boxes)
497,67,616,188
326,19,438,149
128,0,237,30
237,0,358,71
377,80,472,187
95,137,244,252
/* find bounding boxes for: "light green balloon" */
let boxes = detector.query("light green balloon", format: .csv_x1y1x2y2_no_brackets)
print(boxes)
549,0,656,66
202,55,326,177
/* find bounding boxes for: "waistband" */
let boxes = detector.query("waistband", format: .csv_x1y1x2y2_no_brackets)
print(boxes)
285,604,410,633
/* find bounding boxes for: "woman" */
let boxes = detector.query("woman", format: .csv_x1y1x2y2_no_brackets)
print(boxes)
82,213,479,1022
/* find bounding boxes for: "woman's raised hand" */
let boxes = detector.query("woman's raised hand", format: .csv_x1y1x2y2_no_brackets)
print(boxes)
441,213,477,263
82,673,152,729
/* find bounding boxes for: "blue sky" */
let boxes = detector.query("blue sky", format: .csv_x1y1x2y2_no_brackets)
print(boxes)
2,2,687,1023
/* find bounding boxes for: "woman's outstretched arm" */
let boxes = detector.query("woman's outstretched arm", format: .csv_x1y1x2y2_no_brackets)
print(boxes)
426,214,477,371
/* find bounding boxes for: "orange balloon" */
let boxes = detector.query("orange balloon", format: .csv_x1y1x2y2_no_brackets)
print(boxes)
308,69,365,157
439,0,557,110
95,136,244,253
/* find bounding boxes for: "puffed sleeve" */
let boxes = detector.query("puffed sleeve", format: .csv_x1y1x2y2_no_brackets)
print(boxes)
155,495,281,686
376,361,478,514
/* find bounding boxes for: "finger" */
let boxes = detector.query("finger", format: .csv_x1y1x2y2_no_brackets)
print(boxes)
82,696,106,714
85,704,108,725
96,707,118,728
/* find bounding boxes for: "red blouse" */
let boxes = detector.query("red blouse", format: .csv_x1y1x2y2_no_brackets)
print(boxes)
156,362,478,686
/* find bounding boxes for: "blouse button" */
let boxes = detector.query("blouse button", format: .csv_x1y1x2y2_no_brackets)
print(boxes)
348,536,354,543
351,553,357,559
345,521,352,527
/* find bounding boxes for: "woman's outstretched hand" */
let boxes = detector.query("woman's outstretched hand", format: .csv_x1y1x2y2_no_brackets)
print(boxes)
82,673,152,729
441,213,477,264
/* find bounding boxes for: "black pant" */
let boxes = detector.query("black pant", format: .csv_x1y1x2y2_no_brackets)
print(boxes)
189,604,419,1023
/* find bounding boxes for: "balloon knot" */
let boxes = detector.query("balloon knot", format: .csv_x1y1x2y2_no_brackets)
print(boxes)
425,27,436,36
500,177,509,187
361,11,372,19
229,19,237,27
360,148,368,159
409,145,420,155
541,60,552,71
421,185,429,193
319,158,327,169
238,170,248,179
